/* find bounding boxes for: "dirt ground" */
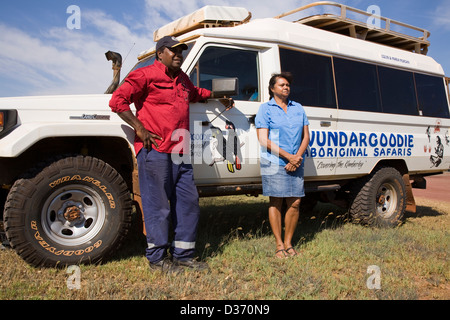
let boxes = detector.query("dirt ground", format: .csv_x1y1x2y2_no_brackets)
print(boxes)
412,171,450,204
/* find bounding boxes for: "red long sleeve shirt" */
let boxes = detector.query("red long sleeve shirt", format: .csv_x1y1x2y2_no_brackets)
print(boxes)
109,60,211,155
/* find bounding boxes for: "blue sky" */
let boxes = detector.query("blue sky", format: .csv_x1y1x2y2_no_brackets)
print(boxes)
0,0,449,97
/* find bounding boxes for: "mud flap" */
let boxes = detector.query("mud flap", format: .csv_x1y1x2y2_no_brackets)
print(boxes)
403,173,416,213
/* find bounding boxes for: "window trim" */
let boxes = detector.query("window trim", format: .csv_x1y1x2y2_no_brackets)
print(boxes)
279,46,338,109
333,56,382,113
278,46,449,118
377,65,420,116
186,43,262,102
415,73,450,118
446,77,450,106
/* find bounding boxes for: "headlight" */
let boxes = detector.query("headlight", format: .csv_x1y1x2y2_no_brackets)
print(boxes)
0,110,18,138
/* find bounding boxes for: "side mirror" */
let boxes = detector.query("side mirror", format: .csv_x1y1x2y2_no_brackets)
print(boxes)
212,78,239,97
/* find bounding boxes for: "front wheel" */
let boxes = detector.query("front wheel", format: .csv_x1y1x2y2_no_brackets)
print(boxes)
349,167,406,228
4,156,132,267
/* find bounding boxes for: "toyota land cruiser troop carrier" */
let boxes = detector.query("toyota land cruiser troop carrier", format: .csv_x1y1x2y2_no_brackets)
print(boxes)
1,2,449,267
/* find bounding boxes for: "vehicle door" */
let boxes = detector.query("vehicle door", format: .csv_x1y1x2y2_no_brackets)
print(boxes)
278,47,339,180
186,44,263,186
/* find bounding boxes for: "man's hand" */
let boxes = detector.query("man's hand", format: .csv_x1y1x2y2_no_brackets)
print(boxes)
136,128,163,150
218,97,235,111
117,110,163,150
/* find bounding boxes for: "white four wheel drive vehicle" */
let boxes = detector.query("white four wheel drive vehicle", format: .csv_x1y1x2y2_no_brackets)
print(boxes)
1,2,449,267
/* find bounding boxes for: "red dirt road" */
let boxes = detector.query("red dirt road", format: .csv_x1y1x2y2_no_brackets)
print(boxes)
412,172,450,204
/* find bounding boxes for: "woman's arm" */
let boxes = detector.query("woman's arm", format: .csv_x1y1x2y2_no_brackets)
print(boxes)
257,128,302,167
296,125,310,158
285,125,310,172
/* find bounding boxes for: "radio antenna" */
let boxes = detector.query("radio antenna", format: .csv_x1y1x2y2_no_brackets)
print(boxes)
123,42,136,64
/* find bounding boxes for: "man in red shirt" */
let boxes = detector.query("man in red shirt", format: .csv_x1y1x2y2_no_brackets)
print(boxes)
110,36,229,273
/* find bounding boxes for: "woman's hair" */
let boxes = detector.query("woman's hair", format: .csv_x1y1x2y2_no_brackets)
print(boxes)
268,72,293,99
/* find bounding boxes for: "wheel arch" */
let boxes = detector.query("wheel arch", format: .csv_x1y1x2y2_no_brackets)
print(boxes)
371,159,409,176
0,136,136,191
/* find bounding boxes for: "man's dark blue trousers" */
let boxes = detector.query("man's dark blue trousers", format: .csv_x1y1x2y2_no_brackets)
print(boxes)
137,148,200,264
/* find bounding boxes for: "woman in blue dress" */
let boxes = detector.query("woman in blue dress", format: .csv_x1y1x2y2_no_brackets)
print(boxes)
255,73,310,258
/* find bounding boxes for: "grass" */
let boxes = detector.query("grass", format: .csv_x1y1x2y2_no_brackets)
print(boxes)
0,195,448,300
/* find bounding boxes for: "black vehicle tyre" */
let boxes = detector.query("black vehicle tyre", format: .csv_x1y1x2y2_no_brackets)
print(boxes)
4,155,132,267
349,167,406,228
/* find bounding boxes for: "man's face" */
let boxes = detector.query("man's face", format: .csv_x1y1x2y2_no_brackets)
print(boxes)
158,46,184,72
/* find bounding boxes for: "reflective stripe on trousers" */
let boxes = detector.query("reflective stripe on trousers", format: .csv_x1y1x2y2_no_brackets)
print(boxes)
148,241,196,250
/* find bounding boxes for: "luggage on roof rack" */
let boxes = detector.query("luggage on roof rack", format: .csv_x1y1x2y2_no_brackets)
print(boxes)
153,5,251,42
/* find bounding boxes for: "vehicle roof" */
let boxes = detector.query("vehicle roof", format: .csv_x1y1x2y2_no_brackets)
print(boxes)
138,5,444,77
187,18,444,76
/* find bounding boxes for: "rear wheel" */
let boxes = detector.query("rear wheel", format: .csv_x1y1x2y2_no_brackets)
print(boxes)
349,167,406,228
4,155,132,267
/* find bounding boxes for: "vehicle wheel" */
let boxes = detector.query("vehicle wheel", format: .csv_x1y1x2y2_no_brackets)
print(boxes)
0,189,7,217
349,167,406,228
4,155,132,267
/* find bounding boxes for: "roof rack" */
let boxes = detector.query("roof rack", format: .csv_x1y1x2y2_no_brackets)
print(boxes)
275,1,430,55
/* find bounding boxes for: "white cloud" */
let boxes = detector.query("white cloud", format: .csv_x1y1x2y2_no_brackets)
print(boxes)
0,8,153,97
228,0,314,19
0,0,318,97
143,0,315,31
0,24,85,95
433,1,450,31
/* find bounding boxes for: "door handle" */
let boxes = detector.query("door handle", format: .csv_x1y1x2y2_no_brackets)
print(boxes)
320,121,332,127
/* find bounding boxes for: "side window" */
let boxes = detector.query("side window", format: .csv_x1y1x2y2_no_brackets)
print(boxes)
190,46,259,101
131,56,155,72
378,67,419,116
279,48,336,108
415,73,450,118
334,58,382,113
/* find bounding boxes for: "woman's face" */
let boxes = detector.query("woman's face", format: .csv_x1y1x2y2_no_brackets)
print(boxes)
271,77,290,100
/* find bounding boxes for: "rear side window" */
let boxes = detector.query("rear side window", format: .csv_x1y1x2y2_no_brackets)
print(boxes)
334,58,382,112
279,48,336,108
190,46,259,101
378,67,419,116
279,47,448,118
415,73,450,118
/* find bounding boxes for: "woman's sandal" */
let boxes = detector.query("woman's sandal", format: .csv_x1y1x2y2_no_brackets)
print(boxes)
275,249,288,259
285,247,299,257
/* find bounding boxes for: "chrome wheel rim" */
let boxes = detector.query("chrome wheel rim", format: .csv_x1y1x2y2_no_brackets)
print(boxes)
41,185,106,246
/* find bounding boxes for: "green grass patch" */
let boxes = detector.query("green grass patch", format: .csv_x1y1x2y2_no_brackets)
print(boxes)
0,195,448,300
